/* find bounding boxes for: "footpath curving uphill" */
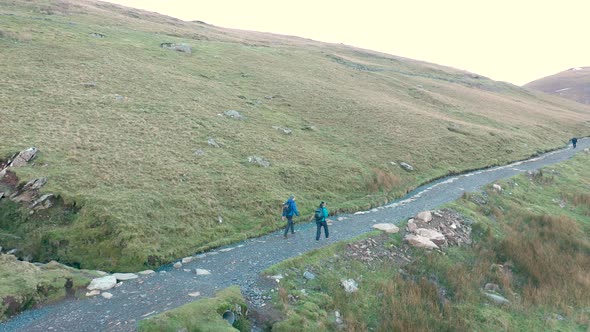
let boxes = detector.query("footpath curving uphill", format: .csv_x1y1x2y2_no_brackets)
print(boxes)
1,139,589,332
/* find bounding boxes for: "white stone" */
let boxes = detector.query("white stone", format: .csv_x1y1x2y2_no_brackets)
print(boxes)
195,269,211,275
85,290,100,297
87,275,117,291
337,217,345,221
372,223,400,234
138,270,155,275
370,208,379,213
181,256,194,264
101,292,113,299
188,292,201,297
219,247,234,252
173,262,182,269
112,273,138,281
492,184,502,192
484,292,509,305
404,234,439,250
415,228,445,242
416,211,433,222
341,279,358,293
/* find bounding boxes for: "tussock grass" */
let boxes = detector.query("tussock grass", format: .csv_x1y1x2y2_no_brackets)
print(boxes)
1,0,590,271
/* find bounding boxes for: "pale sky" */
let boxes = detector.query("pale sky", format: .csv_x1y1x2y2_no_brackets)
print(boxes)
105,0,590,86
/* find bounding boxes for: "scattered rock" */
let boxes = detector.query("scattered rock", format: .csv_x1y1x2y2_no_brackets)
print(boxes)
404,234,439,250
101,292,113,299
399,162,414,171
160,42,191,53
484,283,500,292
194,149,205,157
207,138,221,148
492,184,502,192
29,193,55,210
303,271,315,280
341,279,358,293
138,270,155,275
406,220,417,232
181,256,193,264
335,311,343,325
219,247,234,252
112,273,138,281
484,292,509,305
337,217,346,221
188,292,201,297
372,223,400,234
223,110,244,120
272,126,292,135
85,290,100,297
9,147,38,167
173,262,182,269
583,148,589,154
415,228,445,243
87,275,117,291
247,156,270,167
390,161,397,166
416,211,433,222
268,274,283,283
195,268,211,275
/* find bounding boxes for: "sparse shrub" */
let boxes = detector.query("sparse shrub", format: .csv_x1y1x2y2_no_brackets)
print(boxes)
366,168,401,193
530,169,554,185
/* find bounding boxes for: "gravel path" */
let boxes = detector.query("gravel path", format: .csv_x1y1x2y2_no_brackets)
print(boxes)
1,139,588,332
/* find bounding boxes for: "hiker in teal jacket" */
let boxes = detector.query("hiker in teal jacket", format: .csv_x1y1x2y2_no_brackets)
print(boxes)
282,195,299,238
315,201,329,240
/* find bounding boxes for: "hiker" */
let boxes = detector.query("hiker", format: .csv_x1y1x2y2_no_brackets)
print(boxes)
315,201,329,241
571,137,578,149
282,195,299,238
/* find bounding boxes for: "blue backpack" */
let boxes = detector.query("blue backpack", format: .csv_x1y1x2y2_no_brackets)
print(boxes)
314,208,324,222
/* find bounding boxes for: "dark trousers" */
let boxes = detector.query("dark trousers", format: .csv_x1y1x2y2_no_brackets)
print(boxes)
316,220,329,240
284,216,294,236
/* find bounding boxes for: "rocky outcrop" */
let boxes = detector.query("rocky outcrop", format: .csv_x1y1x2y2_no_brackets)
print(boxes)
405,209,472,249
8,147,38,167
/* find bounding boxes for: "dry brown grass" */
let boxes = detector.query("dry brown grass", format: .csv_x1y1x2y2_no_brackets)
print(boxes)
366,168,401,193
500,214,590,309
377,276,466,332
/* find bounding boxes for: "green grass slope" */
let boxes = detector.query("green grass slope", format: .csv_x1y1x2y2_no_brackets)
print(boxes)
264,152,590,331
1,0,590,271
524,67,590,104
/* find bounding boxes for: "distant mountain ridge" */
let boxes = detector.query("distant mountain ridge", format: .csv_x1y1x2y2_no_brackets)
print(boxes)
524,67,590,104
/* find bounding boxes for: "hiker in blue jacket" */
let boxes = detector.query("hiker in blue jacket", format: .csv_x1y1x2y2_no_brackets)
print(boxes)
282,195,299,238
571,137,578,149
315,201,329,241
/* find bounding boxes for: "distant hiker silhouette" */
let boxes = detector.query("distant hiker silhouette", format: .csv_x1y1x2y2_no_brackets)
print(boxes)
571,137,578,149
281,195,299,238
314,201,329,240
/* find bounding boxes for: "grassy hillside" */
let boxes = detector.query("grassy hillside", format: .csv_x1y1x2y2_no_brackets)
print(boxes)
264,152,590,331
525,67,590,104
1,0,590,271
